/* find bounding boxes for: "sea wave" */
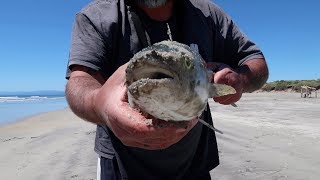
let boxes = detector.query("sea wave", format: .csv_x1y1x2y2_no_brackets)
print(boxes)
0,96,64,103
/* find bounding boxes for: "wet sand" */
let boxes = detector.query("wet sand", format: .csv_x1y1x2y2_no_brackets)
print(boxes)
0,92,319,180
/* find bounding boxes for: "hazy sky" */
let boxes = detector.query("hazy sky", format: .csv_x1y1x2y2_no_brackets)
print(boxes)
0,0,319,91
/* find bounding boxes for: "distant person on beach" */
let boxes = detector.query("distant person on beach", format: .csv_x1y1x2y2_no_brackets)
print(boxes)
65,0,269,179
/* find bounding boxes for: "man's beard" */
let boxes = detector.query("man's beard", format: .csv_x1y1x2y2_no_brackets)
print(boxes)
133,0,168,8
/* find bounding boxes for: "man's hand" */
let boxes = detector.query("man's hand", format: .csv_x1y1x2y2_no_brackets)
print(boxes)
93,63,198,150
212,65,244,105
209,59,269,105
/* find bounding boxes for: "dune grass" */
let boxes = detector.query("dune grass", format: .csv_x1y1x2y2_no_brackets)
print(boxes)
261,79,320,92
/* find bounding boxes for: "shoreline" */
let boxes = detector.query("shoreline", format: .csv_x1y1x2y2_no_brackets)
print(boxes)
0,107,70,128
0,96,68,127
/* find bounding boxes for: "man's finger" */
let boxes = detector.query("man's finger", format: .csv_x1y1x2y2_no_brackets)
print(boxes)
214,94,240,105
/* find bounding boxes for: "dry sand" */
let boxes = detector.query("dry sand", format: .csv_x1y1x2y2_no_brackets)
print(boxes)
210,92,320,180
0,92,319,180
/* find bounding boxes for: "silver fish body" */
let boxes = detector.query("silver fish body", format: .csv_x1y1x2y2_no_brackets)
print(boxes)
126,40,235,121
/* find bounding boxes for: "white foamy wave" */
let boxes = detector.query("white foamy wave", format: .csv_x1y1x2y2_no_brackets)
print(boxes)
28,96,48,100
0,96,24,102
0,96,63,103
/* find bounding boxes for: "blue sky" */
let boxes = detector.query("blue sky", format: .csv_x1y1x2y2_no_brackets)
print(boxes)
0,0,319,91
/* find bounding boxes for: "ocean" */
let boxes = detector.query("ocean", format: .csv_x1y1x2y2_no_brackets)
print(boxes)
0,95,68,125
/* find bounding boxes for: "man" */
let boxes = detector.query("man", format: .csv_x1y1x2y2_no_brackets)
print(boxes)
65,0,269,179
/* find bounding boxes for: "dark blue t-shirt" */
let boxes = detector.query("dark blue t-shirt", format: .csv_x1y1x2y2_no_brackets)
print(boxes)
66,0,264,179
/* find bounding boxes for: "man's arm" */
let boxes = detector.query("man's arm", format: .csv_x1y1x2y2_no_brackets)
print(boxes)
213,58,269,105
65,65,105,124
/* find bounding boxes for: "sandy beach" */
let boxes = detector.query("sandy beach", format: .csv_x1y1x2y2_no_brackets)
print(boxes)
1,92,319,180
210,92,320,180
0,109,97,180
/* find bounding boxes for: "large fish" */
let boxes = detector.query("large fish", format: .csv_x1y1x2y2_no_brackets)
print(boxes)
126,40,236,132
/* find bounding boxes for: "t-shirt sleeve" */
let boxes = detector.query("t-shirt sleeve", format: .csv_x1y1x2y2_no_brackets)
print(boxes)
66,12,110,79
210,4,264,67
224,18,264,66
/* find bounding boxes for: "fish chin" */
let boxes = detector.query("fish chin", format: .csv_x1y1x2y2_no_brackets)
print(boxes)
128,78,208,121
127,78,190,120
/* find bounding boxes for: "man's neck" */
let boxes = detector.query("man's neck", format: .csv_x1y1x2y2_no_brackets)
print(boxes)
138,1,174,21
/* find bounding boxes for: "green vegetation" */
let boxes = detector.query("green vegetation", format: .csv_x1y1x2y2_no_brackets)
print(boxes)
261,79,320,92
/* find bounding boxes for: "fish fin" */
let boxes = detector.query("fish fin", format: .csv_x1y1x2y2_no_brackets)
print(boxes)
209,83,236,97
198,119,223,134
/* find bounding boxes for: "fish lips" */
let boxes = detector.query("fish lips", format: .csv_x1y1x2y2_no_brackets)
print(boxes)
127,77,177,101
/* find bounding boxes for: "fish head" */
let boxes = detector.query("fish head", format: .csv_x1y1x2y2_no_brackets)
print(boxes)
126,41,210,121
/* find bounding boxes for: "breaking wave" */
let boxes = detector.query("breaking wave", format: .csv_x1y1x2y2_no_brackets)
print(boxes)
0,96,64,103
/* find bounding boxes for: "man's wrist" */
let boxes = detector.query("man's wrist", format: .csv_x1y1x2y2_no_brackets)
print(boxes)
88,88,105,124
238,73,247,93
236,65,251,93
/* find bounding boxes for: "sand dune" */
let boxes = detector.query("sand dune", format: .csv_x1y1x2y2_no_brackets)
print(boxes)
0,92,319,180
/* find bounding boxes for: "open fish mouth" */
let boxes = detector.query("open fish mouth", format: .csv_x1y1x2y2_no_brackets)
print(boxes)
126,56,180,85
131,67,175,81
